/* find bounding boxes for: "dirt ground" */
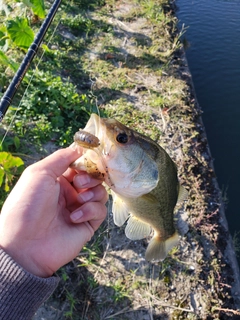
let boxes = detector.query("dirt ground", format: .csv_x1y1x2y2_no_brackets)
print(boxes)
33,0,240,319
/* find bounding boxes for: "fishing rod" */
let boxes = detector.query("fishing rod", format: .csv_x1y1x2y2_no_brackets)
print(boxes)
0,0,62,123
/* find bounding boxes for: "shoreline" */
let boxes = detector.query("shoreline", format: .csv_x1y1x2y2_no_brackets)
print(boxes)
181,49,240,308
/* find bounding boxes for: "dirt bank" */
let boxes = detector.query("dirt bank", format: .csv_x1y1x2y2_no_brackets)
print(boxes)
33,0,240,319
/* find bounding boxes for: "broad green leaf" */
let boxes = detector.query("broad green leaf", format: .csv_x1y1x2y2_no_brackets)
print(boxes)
0,27,8,52
30,0,45,19
6,17,34,49
0,31,6,47
41,43,52,52
0,169,4,187
0,50,19,71
21,0,34,8
0,152,24,191
13,136,20,149
0,50,9,65
0,151,24,169
4,174,10,192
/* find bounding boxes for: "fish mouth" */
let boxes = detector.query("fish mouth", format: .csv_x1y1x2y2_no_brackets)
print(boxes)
84,114,113,155
84,113,102,137
82,114,115,186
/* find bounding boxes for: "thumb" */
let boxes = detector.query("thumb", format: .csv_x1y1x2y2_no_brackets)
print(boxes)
32,147,82,179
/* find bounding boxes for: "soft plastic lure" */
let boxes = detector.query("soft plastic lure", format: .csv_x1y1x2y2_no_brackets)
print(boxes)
74,130,100,149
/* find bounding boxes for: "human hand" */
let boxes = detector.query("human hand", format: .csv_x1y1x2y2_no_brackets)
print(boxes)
0,147,108,278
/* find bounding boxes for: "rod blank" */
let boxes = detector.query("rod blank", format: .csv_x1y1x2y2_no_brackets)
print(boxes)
0,0,62,122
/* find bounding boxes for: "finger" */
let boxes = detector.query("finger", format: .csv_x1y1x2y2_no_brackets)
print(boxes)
62,167,78,183
31,147,82,179
58,176,79,211
70,202,107,232
73,172,104,190
77,184,108,205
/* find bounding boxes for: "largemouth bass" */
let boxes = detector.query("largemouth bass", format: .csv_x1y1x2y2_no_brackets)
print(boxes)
71,114,187,261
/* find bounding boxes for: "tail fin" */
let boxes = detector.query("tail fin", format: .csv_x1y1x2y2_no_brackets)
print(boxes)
145,232,179,262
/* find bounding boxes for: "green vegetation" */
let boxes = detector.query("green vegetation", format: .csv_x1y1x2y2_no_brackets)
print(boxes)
0,0,106,203
0,134,24,205
6,70,93,146
0,150,24,206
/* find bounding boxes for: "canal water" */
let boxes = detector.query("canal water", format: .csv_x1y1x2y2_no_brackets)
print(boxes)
176,0,240,262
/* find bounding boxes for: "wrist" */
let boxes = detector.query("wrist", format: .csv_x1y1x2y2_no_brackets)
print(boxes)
0,243,53,278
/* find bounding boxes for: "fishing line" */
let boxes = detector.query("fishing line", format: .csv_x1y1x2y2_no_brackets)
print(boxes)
88,76,101,121
0,19,61,148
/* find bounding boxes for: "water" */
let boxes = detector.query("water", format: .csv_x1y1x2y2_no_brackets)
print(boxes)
176,0,240,258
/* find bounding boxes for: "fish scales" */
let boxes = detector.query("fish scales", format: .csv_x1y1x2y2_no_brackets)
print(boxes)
71,114,187,261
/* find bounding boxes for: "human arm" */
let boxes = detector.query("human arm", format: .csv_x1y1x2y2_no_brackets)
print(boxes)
0,147,108,319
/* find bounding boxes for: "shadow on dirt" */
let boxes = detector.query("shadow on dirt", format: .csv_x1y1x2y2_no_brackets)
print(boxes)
98,46,165,70
34,259,170,320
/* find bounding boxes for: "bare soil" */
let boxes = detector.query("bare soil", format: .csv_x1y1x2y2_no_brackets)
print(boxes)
33,0,240,319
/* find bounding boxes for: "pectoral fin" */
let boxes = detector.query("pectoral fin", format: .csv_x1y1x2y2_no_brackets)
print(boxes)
112,191,129,227
125,216,151,240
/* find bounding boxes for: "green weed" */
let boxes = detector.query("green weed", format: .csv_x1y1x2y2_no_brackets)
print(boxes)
140,0,166,23
64,290,77,319
79,246,99,267
106,101,162,141
4,70,93,146
0,150,24,206
109,278,130,302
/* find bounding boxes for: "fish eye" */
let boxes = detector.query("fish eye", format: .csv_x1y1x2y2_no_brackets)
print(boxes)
116,132,128,144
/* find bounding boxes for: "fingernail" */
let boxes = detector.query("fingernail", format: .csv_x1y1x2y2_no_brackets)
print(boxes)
75,174,91,187
71,210,83,222
79,191,94,202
